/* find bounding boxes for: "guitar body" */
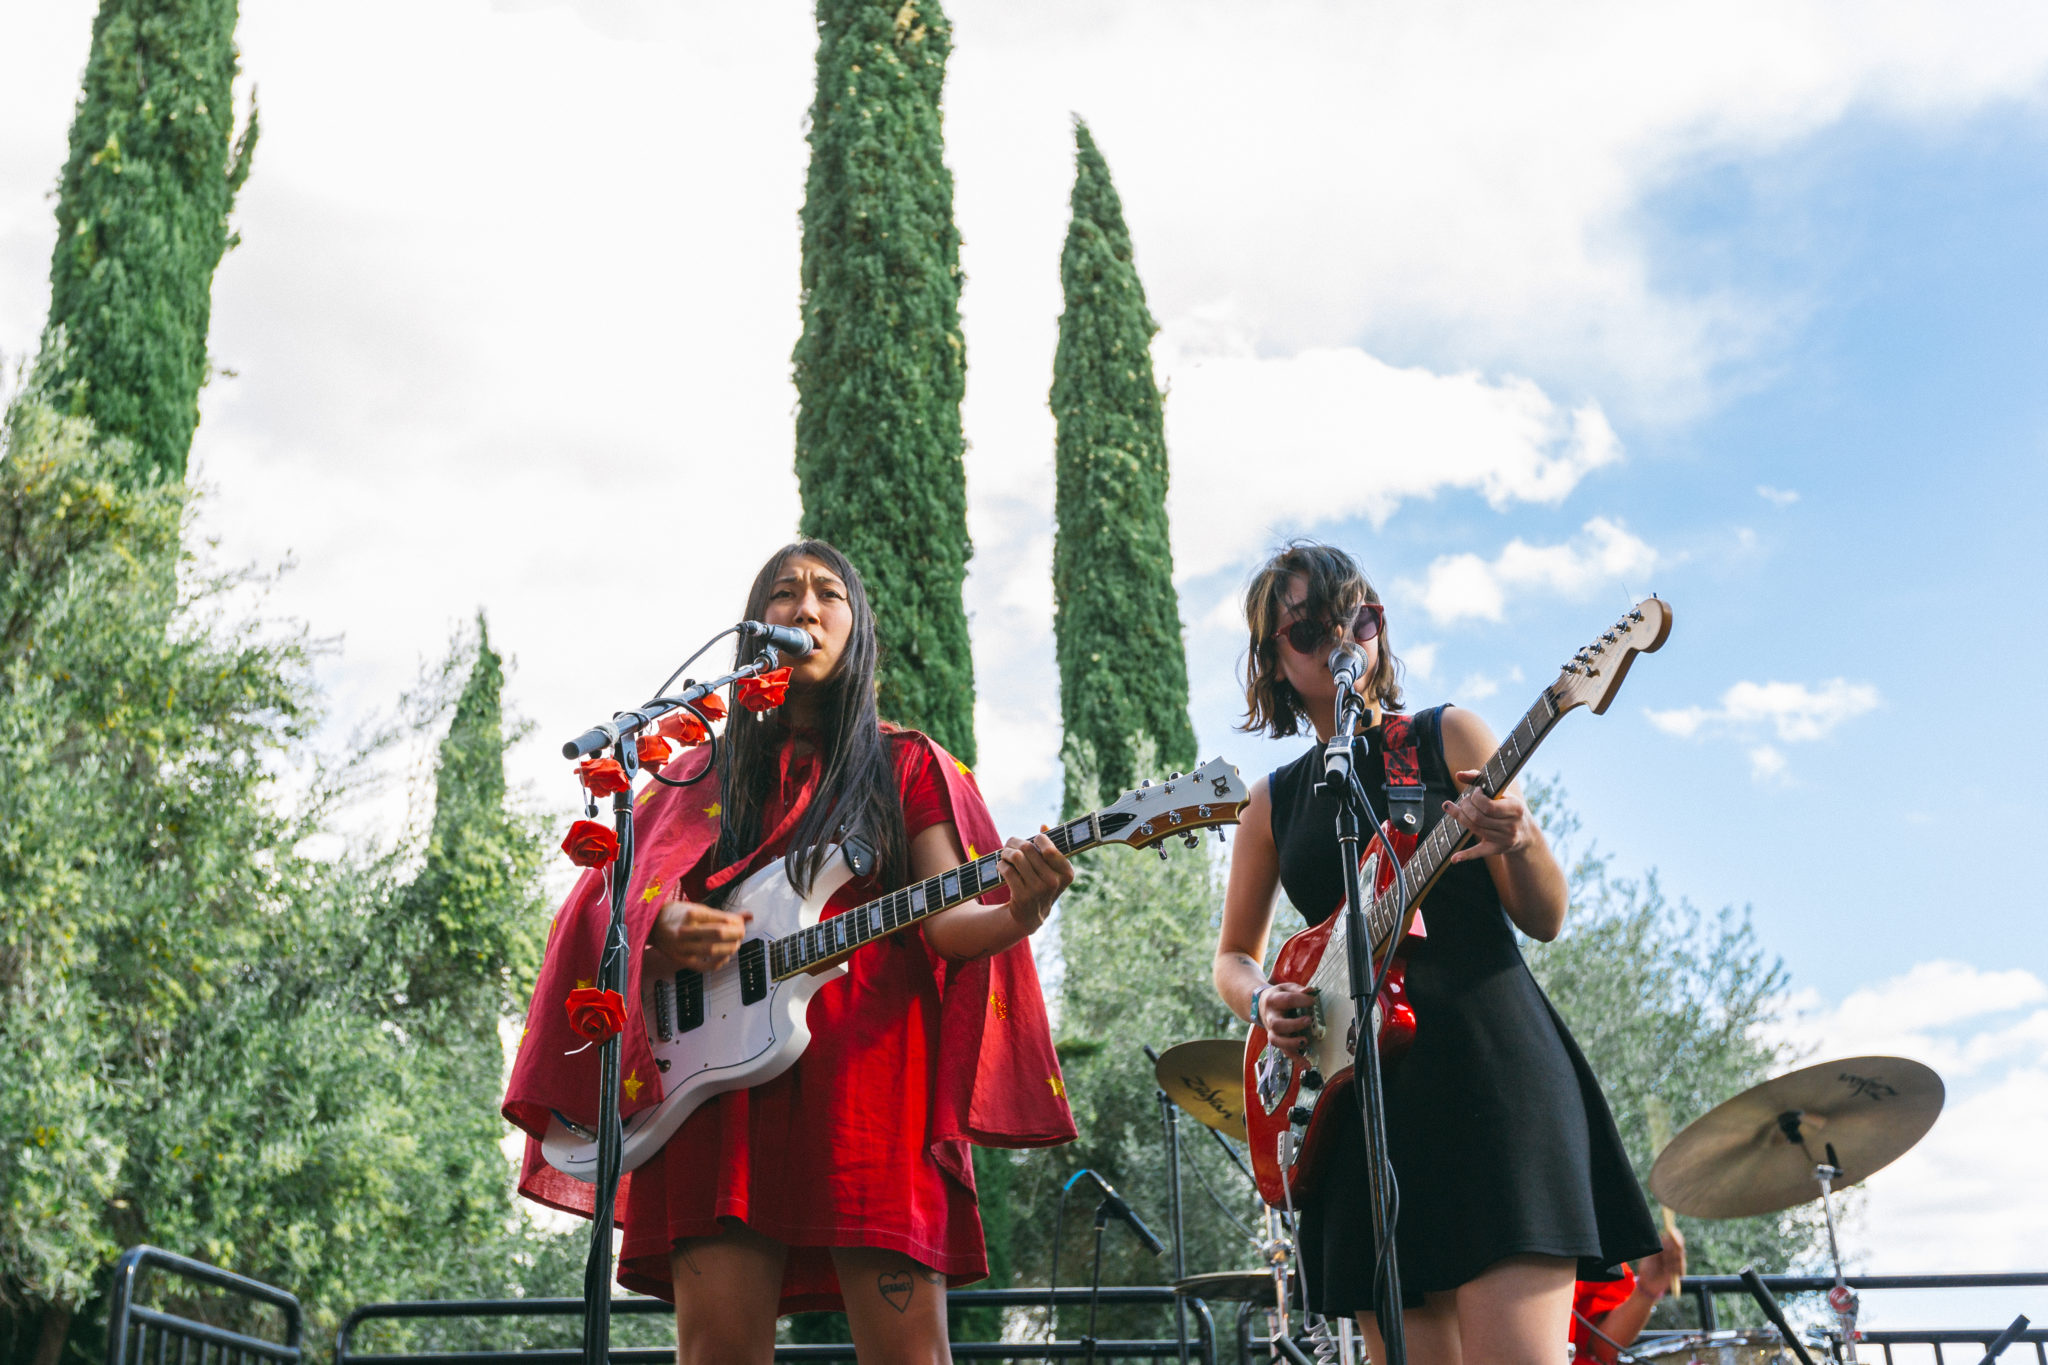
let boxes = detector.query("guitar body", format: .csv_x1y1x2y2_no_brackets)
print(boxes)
1244,823,1419,1209
540,849,855,1179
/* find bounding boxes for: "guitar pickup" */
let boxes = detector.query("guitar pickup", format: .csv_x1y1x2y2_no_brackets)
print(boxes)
738,940,768,1005
674,968,704,1033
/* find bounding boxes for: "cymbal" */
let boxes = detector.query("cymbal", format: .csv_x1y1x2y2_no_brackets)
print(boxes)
1173,1270,1282,1306
1154,1039,1249,1142
1649,1056,1943,1219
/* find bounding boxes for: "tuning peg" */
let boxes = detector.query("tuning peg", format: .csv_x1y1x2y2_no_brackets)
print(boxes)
1156,844,1169,861
1182,832,1200,849
1215,828,1227,844
1141,778,1153,787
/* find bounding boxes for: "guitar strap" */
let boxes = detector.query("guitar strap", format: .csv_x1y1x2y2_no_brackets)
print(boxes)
1379,711,1427,837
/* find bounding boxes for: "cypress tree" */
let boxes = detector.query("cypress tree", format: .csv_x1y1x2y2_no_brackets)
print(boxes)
400,614,543,1029
792,0,975,763
1051,121,1195,814
39,0,257,487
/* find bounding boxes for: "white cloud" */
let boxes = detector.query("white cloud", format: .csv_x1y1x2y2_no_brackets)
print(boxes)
1159,339,1624,580
1397,517,1659,626
1757,484,1802,507
1649,678,1881,743
1749,744,1789,782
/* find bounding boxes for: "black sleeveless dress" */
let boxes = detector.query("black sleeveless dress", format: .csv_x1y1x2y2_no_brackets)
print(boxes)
1270,706,1658,1317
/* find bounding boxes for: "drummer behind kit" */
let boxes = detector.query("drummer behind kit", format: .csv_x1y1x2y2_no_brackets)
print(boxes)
1153,1034,1948,1365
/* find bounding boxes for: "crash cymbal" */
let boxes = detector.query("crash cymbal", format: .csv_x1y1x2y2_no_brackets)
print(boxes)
1649,1056,1943,1219
1154,1039,1249,1142
1173,1270,1282,1306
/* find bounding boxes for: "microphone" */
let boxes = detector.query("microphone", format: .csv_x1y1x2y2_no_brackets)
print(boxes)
1328,641,1364,695
739,621,816,658
1065,1168,1165,1255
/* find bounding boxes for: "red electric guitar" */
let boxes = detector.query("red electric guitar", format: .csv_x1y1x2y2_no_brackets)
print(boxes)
1243,598,1673,1208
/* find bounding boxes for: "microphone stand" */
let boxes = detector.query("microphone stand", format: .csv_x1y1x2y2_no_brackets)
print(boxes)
563,639,792,1365
1316,668,1408,1365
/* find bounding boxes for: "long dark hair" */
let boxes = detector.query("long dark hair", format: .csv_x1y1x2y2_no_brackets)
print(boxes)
1238,540,1404,738
710,540,908,898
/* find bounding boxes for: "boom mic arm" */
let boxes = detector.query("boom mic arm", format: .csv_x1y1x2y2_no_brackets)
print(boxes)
1066,1168,1165,1256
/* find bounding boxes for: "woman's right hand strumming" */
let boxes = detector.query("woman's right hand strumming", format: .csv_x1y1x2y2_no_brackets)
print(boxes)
1254,980,1319,1058
648,898,752,972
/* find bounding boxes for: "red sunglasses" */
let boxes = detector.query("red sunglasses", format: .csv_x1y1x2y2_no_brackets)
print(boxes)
1278,602,1384,656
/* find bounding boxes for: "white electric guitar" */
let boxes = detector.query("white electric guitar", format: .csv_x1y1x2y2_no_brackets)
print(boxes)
541,757,1250,1180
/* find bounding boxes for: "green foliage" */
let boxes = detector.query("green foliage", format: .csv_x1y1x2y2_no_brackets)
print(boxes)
38,0,258,487
1051,122,1194,815
0,397,571,1365
396,615,547,1031
1523,780,1826,1328
792,0,975,763
1003,743,1258,1342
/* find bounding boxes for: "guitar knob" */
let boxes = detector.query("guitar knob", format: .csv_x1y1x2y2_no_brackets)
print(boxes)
1288,1105,1314,1127
1301,1069,1324,1091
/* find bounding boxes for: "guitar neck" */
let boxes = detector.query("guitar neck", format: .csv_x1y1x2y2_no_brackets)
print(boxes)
1364,689,1565,951
767,810,1113,981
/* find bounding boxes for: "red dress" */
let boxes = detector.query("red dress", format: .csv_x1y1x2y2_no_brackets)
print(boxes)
616,735,975,1308
503,727,1073,1314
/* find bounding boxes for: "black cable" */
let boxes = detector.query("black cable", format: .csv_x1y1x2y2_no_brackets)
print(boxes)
1184,1135,1262,1245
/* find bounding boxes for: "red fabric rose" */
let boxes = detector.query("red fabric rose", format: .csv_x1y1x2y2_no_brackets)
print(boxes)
576,757,630,796
559,819,620,868
565,986,628,1042
657,711,710,747
737,667,791,713
636,734,674,769
655,694,726,748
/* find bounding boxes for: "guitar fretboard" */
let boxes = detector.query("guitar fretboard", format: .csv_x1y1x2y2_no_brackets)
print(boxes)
767,812,1109,980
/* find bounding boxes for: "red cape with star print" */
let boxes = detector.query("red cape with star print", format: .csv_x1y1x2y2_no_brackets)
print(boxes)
501,728,1075,1226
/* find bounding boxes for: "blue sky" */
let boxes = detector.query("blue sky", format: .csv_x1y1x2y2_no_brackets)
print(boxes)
4,0,2044,1329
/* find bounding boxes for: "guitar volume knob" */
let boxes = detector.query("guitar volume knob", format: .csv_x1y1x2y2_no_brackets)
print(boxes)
1301,1069,1324,1090
1288,1105,1315,1127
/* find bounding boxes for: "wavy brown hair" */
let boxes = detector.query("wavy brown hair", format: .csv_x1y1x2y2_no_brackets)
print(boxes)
710,540,908,899
1238,540,1404,738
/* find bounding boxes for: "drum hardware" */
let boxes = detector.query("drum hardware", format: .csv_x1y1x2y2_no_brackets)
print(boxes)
1651,1057,1947,1365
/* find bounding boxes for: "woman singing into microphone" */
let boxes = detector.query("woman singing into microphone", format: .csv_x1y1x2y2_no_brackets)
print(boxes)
1211,541,1657,1365
507,540,1076,1365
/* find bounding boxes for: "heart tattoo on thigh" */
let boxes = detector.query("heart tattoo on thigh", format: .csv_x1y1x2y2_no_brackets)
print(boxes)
878,1272,913,1315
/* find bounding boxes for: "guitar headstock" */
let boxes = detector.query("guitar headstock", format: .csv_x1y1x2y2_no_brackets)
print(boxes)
1092,757,1248,851
1548,597,1673,716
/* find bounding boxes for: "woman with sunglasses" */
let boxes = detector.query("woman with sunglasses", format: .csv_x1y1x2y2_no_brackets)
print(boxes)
1212,541,1657,1365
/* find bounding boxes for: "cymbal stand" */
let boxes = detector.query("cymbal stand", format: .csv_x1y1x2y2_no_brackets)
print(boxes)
1816,1158,1859,1363
1261,1208,1316,1365
1777,1114,1859,1363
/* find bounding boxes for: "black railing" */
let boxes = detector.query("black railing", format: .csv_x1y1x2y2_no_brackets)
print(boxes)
337,1287,1217,1365
98,1248,2042,1365
105,1246,303,1365
1655,1272,2048,1365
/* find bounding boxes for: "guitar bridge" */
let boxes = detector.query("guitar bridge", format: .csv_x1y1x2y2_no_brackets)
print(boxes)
653,977,675,1041
738,940,768,1005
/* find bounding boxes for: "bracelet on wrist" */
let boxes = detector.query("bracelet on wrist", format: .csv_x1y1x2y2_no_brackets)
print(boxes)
1249,984,1269,1026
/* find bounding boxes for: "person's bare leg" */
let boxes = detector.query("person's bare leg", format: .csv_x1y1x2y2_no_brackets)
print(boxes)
1450,1254,1576,1365
1355,1289,1462,1365
670,1223,787,1365
832,1246,952,1365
